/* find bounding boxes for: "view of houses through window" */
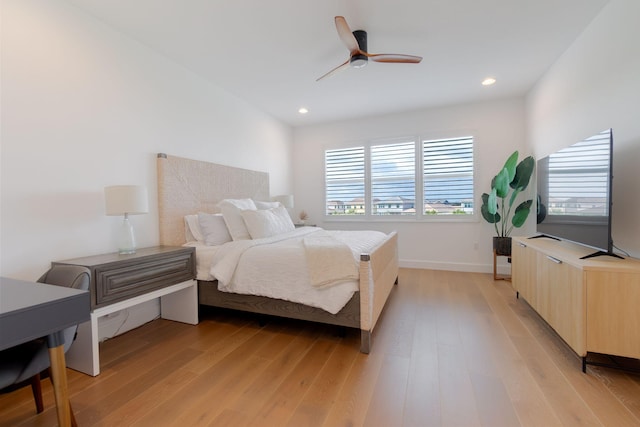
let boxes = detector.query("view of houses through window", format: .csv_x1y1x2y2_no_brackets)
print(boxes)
325,136,474,218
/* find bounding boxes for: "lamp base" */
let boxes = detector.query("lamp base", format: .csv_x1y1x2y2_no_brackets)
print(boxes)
117,216,137,255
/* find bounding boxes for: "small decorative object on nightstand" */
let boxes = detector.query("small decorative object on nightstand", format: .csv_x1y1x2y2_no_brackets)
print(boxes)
298,209,308,225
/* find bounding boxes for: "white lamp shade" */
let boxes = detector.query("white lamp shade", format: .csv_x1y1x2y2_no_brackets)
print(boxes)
273,194,294,209
104,185,149,216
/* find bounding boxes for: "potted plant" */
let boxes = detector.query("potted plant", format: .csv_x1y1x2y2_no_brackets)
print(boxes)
481,151,535,256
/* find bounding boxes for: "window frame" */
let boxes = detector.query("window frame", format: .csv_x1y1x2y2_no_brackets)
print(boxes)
323,133,478,223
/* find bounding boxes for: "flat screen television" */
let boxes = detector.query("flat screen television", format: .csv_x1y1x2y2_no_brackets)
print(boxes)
535,128,621,259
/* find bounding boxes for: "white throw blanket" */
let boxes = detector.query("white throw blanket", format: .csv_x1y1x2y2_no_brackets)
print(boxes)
303,231,358,288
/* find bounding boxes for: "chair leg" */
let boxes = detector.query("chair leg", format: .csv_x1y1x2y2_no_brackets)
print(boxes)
29,373,44,413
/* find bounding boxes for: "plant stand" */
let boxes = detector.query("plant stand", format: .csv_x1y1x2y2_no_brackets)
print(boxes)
493,249,511,281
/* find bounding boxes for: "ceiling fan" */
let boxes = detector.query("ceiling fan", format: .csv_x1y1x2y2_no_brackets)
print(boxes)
317,16,423,81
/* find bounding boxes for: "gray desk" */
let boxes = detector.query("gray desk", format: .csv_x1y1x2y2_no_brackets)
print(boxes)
0,277,90,426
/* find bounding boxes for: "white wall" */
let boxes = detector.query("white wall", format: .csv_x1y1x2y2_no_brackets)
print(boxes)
1,0,293,280
526,0,640,258
293,97,528,272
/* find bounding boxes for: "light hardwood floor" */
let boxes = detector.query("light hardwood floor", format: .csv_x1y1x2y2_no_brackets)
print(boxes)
2,269,639,426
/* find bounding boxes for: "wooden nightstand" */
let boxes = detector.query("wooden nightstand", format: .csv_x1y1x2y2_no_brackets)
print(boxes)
54,246,197,376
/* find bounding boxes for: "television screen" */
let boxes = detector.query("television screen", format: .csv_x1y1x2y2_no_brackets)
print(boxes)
536,128,614,257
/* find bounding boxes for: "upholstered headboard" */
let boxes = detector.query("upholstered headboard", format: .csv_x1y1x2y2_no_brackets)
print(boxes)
156,153,270,246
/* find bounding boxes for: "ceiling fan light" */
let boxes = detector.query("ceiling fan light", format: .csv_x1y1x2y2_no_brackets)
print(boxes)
351,57,368,68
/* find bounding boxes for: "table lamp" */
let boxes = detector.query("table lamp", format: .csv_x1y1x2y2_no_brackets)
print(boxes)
273,194,294,210
273,194,294,220
104,185,149,254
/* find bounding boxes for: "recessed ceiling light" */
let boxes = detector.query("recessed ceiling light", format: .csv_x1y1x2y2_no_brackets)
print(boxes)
298,107,309,114
482,77,497,86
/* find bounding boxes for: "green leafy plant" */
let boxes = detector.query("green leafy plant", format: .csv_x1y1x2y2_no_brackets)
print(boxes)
481,151,535,237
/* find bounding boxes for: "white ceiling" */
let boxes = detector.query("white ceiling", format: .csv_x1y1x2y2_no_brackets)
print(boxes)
67,0,609,128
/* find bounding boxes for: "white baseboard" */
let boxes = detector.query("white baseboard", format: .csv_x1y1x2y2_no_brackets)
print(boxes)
399,259,512,276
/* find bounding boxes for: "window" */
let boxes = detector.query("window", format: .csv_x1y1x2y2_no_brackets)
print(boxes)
423,136,474,215
325,135,474,219
371,140,415,215
325,147,365,215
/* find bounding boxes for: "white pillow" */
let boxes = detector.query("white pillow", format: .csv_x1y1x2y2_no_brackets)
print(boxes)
254,200,281,210
197,212,232,246
218,198,257,240
184,214,204,242
241,205,295,239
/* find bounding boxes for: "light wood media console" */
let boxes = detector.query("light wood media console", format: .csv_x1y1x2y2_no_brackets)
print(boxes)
511,236,640,372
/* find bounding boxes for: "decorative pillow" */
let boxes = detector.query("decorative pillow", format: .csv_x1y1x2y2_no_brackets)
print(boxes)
254,200,281,210
197,212,232,246
240,205,295,239
184,214,204,242
217,198,257,240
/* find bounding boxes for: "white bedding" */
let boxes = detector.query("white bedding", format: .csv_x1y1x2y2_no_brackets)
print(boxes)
200,227,388,314
183,241,219,281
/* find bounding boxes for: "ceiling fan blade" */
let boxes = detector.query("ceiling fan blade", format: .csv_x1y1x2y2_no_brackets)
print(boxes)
334,16,359,55
316,59,351,81
367,53,423,63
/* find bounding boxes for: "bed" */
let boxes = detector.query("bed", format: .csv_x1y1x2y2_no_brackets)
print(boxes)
156,153,398,353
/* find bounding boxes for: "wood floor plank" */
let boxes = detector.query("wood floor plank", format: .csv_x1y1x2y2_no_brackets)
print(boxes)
437,342,481,427
321,351,385,427
472,273,565,426
87,359,199,425
286,335,359,427
511,334,603,426
476,315,563,427
247,338,336,426
177,354,271,426
402,268,441,427
226,327,322,418
179,322,263,376
208,408,253,427
590,368,640,421
131,326,278,427
76,346,203,424
176,322,307,426
0,387,46,427
363,354,411,427
469,372,522,427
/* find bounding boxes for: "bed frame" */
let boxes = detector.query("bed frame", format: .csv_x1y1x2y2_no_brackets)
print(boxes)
156,153,398,353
